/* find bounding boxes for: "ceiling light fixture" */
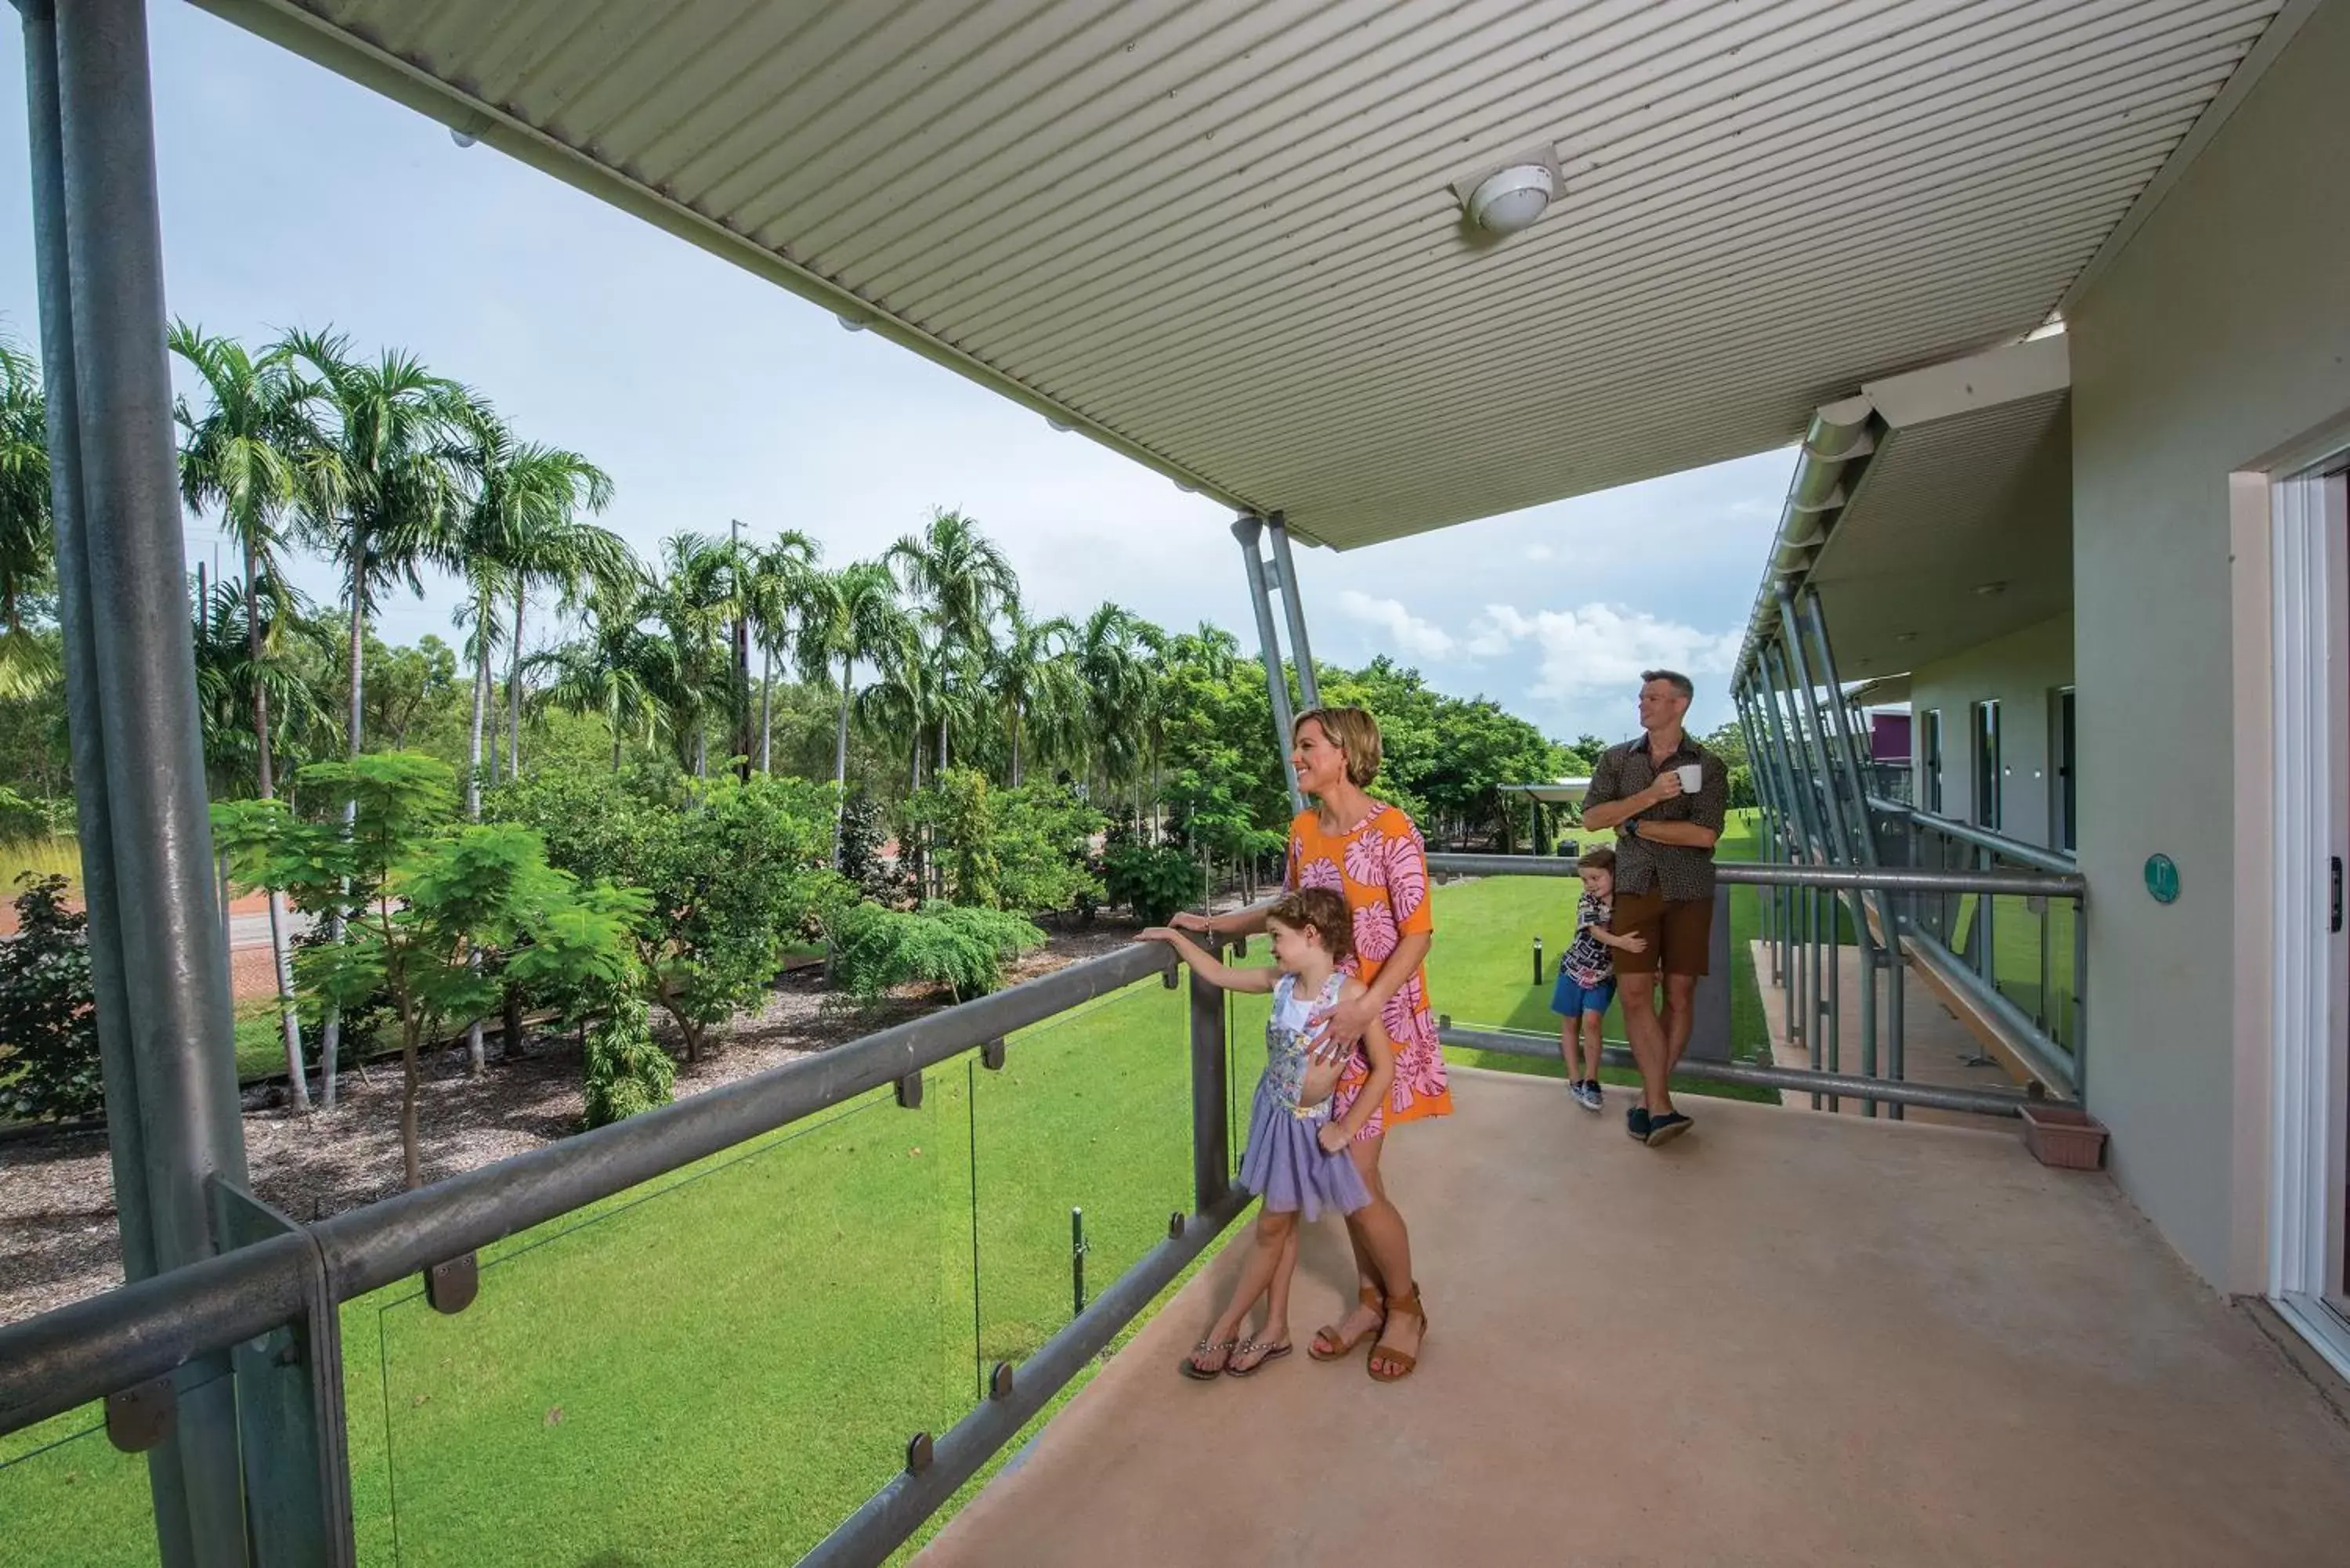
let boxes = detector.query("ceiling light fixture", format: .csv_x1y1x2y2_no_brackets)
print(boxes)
836,314,866,333
1972,580,2008,597
1466,164,1554,235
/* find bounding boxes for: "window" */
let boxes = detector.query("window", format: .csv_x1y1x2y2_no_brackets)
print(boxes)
1919,710,1943,815
1972,699,2002,829
2052,687,2076,854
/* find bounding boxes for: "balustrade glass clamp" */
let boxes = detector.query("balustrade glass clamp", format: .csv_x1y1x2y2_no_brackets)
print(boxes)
905,1432,934,1475
1231,935,1246,958
1161,958,1180,989
425,1252,479,1316
989,1362,1014,1401
1167,1210,1185,1241
981,1037,1007,1071
895,1070,924,1109
105,1375,175,1454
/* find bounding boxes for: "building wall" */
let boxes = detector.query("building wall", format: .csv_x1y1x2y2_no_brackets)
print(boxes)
2068,0,2350,1292
1907,614,2074,849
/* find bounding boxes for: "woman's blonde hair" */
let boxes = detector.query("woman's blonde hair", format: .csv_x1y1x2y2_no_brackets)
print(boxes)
1292,705,1383,789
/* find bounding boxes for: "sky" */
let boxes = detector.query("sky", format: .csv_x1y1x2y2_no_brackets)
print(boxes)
0,5,1787,748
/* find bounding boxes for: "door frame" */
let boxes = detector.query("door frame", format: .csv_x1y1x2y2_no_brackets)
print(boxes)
2267,447,2350,1380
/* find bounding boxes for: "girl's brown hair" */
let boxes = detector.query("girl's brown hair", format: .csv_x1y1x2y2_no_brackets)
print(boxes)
1265,887,1354,963
1292,705,1383,789
1578,845,1616,873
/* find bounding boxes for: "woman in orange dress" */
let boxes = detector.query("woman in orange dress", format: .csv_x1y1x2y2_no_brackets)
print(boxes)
1173,705,1445,1380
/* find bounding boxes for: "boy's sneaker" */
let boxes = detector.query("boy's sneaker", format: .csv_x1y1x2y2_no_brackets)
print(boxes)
1644,1111,1694,1147
1572,1080,1603,1113
1626,1105,1651,1141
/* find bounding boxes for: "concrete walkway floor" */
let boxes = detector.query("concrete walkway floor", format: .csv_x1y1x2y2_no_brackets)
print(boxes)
919,1069,2350,1568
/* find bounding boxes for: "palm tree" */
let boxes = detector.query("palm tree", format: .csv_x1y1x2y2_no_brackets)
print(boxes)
280,331,468,1105
0,337,56,702
1073,602,1151,804
988,602,1078,787
797,559,905,857
886,509,1018,774
533,573,660,771
645,532,737,776
441,403,621,787
174,323,321,1109
743,529,819,772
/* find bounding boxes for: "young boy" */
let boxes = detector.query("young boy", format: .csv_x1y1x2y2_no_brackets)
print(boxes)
1551,846,1645,1112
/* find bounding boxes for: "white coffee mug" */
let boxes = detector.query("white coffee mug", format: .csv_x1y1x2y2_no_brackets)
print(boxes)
1675,763,1704,793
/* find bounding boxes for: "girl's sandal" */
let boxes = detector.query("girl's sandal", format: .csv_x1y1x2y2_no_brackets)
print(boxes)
1309,1286,1385,1362
1225,1339,1292,1377
1368,1287,1426,1382
1180,1339,1237,1380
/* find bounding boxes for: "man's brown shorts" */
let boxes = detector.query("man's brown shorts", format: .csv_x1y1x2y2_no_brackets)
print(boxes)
1611,891,1714,977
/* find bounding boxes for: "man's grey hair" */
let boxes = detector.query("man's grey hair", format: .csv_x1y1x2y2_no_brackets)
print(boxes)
1641,669,1695,701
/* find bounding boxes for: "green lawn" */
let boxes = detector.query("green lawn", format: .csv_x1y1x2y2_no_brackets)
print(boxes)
2,977,1218,1568
1426,813,1782,1104
0,859,1788,1563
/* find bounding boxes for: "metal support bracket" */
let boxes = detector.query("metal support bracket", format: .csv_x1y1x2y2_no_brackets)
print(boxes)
105,1375,174,1454
905,1432,934,1475
211,1178,359,1566
979,1037,1006,1071
989,1362,1014,1401
895,1069,925,1108
425,1253,479,1316
1167,1210,1185,1241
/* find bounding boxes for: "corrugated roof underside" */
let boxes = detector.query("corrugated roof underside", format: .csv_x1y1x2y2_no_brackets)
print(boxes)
1810,390,2074,679
277,0,2276,547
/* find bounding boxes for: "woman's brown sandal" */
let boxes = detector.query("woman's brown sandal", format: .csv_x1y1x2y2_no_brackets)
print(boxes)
1368,1286,1426,1382
1309,1286,1385,1361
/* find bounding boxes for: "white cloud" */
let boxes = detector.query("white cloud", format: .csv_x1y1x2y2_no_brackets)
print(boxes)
1476,602,1741,703
1526,542,1555,562
1336,590,1455,659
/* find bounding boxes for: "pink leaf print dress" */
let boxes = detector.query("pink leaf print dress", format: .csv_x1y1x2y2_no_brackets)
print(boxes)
1285,802,1451,1138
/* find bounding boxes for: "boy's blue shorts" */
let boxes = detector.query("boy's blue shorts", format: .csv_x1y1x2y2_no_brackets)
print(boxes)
1549,970,1616,1019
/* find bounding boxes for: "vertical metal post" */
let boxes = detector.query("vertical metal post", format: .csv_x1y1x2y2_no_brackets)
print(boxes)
1188,938,1231,1215
1802,590,1893,1109
2070,894,2088,1098
1764,646,1828,1104
1264,512,1320,711
1231,515,1302,809
1778,595,1857,1111
1756,656,1813,1082
1732,684,1783,989
30,0,254,1559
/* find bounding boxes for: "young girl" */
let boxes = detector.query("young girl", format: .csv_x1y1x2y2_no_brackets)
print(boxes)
1143,887,1397,1379
1552,846,1645,1112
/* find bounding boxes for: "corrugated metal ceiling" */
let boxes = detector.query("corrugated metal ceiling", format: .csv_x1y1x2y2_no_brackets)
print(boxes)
196,0,2283,547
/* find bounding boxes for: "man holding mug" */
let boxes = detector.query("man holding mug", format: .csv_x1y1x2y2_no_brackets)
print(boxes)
1579,670,1728,1147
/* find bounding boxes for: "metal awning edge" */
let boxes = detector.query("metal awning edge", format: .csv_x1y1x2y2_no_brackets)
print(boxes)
1729,331,2073,687
185,0,1280,530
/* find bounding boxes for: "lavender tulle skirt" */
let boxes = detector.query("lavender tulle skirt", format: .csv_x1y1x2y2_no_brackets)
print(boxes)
1237,1077,1372,1221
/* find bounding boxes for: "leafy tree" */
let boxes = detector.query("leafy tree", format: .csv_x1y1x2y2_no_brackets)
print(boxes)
992,782,1104,916
0,874,101,1122
906,766,1002,909
495,765,848,1062
220,753,642,1187
1103,841,1206,925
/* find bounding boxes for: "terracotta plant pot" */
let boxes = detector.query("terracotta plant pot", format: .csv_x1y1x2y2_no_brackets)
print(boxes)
2019,1103,2109,1171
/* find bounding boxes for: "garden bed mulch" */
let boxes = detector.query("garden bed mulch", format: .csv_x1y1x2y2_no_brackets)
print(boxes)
0,914,1155,1329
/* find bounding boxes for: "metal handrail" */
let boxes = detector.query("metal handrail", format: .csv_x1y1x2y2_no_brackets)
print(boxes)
1866,796,2079,876
0,938,1195,1451
1428,852,2084,899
